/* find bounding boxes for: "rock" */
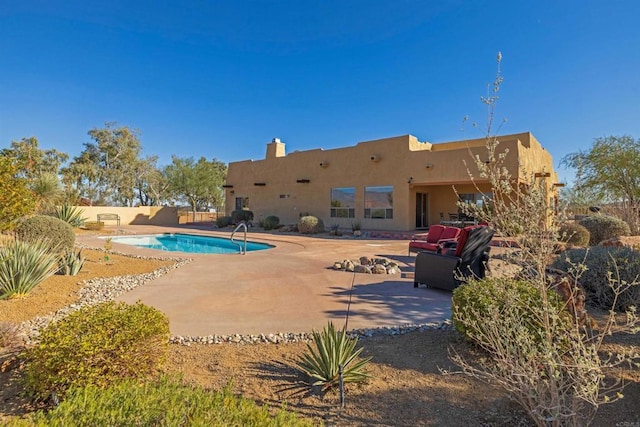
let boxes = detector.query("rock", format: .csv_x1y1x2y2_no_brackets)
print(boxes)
359,256,371,265
332,262,343,270
372,264,387,274
354,264,369,273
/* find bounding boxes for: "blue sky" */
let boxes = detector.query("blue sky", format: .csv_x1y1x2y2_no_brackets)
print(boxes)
1,1,638,184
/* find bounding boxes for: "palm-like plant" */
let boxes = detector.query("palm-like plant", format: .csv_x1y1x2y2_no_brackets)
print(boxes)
52,204,87,227
0,239,59,299
296,322,371,391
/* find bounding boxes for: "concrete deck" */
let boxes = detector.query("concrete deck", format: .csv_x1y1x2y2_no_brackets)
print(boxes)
77,225,453,337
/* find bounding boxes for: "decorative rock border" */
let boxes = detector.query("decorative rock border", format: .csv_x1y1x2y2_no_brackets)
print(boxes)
170,320,453,346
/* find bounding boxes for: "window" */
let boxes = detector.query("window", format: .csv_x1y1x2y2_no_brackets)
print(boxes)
330,187,355,218
364,186,393,219
235,197,249,210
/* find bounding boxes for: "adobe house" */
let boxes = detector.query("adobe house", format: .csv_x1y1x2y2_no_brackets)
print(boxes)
224,132,559,231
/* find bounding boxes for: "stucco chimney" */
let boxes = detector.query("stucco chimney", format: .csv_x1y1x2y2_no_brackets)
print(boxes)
266,138,286,158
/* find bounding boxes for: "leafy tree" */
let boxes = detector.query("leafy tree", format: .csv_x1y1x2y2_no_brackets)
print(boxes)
60,143,103,205
61,123,157,206
562,135,640,233
164,156,227,214
0,155,36,230
1,136,68,180
133,155,168,206
88,123,143,206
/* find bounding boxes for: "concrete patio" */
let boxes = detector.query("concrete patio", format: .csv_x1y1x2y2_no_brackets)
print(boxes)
76,225,453,337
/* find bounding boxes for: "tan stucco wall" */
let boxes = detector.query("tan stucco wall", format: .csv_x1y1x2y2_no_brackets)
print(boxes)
225,132,558,231
73,206,179,226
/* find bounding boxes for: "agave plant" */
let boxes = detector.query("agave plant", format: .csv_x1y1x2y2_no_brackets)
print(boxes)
0,239,59,299
52,204,87,227
296,322,371,391
59,248,87,276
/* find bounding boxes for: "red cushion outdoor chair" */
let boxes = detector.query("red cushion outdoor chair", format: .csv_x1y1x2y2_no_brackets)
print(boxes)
408,225,460,255
413,225,494,291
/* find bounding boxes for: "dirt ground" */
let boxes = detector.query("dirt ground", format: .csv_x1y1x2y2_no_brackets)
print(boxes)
1,243,640,426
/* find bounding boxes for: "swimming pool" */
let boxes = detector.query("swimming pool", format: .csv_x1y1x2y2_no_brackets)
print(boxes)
105,233,274,254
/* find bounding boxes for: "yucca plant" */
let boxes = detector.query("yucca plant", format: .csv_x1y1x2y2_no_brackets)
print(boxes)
52,204,87,227
0,239,59,299
59,248,87,276
296,322,371,391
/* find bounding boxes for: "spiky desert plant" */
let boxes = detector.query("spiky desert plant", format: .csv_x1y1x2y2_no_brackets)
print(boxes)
0,239,59,299
52,204,87,227
296,322,371,392
60,248,87,276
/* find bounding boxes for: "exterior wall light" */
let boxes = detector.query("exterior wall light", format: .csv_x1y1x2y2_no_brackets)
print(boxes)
425,163,434,169
370,154,381,162
319,161,329,168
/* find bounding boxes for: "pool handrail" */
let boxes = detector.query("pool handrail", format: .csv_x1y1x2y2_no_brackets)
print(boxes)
230,222,248,254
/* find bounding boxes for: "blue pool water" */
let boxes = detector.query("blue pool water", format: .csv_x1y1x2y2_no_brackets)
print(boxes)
106,233,274,254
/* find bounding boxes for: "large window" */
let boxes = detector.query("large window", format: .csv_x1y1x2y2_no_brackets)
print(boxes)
330,187,355,218
364,186,393,219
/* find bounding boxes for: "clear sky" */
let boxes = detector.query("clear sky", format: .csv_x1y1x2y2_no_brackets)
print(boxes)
1,1,638,184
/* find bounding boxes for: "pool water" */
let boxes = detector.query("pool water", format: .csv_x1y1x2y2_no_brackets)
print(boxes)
106,233,274,254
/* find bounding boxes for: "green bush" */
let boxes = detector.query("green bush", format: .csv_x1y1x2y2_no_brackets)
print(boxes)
216,215,232,228
13,376,312,427
51,205,86,227
297,215,324,234
15,215,75,255
0,239,59,299
552,246,640,312
558,222,590,247
452,277,569,344
296,322,371,392
231,209,254,224
82,221,103,231
263,215,280,230
578,215,630,245
22,301,170,401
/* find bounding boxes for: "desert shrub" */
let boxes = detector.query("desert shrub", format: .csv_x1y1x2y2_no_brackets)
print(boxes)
82,221,104,231
452,277,569,344
231,209,254,224
296,322,370,392
14,376,312,427
552,246,640,311
22,301,169,401
297,215,325,234
558,222,590,247
0,157,36,232
263,215,280,230
216,215,232,228
51,205,86,227
578,215,631,245
15,215,75,254
0,239,59,299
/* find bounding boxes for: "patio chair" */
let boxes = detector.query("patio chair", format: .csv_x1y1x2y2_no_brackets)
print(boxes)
413,225,494,291
408,225,460,255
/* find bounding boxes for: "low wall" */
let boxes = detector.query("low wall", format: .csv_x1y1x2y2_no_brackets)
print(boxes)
74,206,179,226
